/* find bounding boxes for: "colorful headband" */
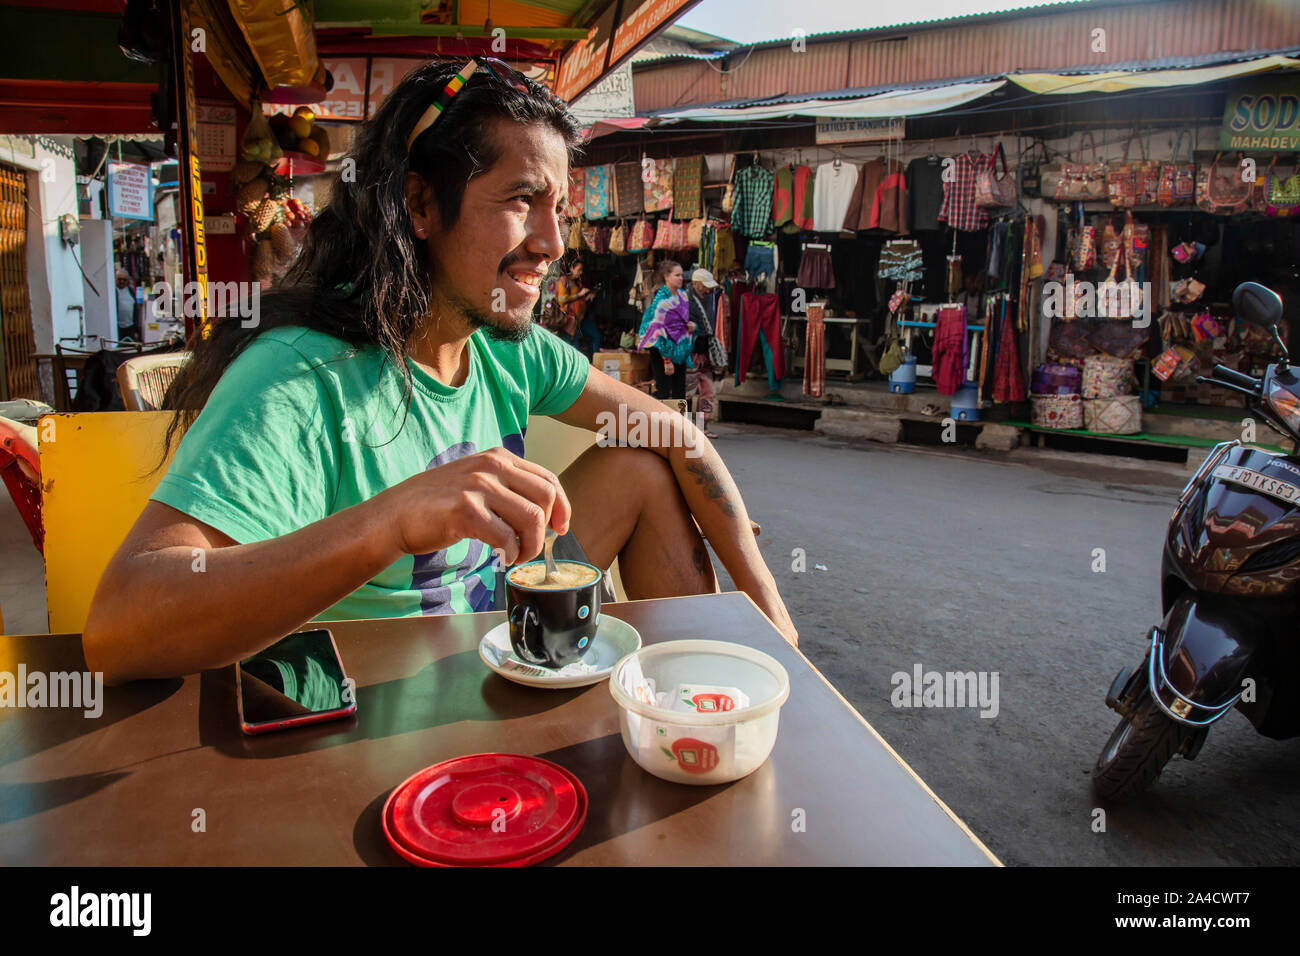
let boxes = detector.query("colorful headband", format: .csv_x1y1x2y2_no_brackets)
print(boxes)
406,59,480,152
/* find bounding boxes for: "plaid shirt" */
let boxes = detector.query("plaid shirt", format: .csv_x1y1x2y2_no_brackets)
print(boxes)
938,153,993,232
731,164,774,238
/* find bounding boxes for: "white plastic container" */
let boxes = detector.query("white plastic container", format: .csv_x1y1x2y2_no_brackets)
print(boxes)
609,640,790,785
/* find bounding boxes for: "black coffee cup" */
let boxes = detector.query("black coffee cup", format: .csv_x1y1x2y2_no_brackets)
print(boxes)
506,560,602,669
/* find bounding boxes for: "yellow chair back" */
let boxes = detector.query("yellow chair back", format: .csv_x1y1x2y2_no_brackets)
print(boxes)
39,411,612,634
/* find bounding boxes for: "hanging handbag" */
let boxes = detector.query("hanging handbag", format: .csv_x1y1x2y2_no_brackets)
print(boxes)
629,217,653,253
581,222,602,252
1248,155,1276,212
1020,139,1048,196
879,333,905,376
1056,132,1107,201
609,220,626,255
1158,129,1195,207
975,142,1017,208
1099,218,1122,271
1124,212,1150,271
653,210,681,250
1197,152,1252,213
567,217,584,251
1264,164,1300,217
720,155,736,214
1107,132,1154,208
686,217,706,249
1096,247,1142,320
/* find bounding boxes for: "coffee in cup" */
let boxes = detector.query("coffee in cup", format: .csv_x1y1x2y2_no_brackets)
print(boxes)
508,561,600,590
506,559,602,669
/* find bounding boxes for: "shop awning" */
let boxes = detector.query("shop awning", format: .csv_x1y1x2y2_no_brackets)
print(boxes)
1009,53,1300,95
653,80,1007,122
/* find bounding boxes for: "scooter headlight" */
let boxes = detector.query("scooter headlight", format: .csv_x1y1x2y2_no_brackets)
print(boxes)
1266,378,1300,434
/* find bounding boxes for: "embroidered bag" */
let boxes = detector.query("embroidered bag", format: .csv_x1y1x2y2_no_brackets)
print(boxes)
1265,164,1300,217
629,217,654,253
1197,152,1252,213
609,221,626,255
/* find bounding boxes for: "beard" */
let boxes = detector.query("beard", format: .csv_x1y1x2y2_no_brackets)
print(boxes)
449,290,534,344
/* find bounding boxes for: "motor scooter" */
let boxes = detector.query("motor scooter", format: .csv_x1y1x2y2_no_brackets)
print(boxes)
1094,281,1300,801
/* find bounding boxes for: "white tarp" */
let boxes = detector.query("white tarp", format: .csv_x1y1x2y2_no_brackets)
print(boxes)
655,80,1007,122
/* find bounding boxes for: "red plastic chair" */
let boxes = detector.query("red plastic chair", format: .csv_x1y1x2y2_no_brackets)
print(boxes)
0,416,42,554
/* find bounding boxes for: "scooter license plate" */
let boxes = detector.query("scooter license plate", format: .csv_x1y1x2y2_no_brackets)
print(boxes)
1211,464,1300,504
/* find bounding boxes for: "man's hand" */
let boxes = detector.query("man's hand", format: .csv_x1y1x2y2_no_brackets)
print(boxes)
376,447,570,566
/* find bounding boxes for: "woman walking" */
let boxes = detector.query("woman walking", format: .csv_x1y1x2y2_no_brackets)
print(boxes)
637,259,694,400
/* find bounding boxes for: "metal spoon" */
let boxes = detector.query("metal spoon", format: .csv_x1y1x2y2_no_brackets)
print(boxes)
543,527,559,583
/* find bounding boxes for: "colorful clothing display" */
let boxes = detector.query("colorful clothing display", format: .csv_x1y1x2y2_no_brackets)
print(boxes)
992,310,1026,402
731,164,775,238
938,153,994,232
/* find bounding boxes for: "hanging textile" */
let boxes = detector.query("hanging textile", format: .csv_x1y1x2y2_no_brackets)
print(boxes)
642,158,674,213
804,301,826,398
673,155,703,219
731,163,775,238
992,305,1026,402
938,153,994,232
736,292,784,385
931,305,968,395
565,167,586,219
612,162,643,217
584,164,612,220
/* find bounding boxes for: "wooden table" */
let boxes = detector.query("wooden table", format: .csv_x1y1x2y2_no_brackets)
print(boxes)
0,592,998,866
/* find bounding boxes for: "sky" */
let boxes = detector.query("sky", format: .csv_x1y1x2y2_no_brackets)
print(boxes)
676,0,1096,44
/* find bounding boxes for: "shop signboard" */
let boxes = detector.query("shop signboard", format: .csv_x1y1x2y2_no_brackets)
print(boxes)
815,117,905,145
1221,77,1300,150
556,0,701,103
106,161,153,221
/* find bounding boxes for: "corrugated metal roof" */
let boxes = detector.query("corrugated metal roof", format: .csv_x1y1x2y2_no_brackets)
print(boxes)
633,0,1300,113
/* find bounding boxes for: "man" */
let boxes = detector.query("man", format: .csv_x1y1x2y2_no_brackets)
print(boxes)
83,57,797,684
114,268,137,341
554,258,600,357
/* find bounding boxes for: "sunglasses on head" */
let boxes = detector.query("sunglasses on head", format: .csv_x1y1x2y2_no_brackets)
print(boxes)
406,56,533,153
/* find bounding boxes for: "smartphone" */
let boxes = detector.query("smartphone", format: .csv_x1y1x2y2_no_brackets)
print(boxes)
236,628,356,735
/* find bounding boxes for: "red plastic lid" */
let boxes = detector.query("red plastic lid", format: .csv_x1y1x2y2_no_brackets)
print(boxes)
382,753,587,867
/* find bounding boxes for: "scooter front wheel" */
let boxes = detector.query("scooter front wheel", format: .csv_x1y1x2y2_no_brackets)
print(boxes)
1092,695,1197,802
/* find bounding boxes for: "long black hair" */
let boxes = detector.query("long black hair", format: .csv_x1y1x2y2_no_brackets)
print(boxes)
160,58,583,460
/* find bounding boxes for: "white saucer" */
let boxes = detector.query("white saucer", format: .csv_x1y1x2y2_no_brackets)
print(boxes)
478,614,642,689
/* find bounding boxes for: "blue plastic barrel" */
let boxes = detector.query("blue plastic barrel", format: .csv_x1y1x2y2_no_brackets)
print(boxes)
951,382,980,420
889,356,917,394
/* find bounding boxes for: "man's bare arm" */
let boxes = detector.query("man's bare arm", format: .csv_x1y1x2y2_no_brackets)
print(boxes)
554,370,797,644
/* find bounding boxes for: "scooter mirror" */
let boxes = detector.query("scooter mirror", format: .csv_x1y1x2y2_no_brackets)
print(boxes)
1233,281,1288,369
1232,281,1284,330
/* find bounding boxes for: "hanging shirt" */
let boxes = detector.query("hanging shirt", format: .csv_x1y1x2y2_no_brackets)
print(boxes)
813,161,858,233
731,164,775,238
791,165,815,231
772,166,795,230
938,153,994,233
906,156,945,232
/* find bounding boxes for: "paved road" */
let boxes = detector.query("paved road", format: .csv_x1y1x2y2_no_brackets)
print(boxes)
708,423,1300,866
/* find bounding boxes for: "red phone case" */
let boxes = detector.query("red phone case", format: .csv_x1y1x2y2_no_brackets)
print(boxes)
237,628,356,735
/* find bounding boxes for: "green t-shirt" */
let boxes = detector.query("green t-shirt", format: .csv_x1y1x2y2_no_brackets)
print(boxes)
150,323,590,620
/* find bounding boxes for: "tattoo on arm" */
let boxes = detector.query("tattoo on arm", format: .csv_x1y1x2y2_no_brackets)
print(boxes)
685,461,740,518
